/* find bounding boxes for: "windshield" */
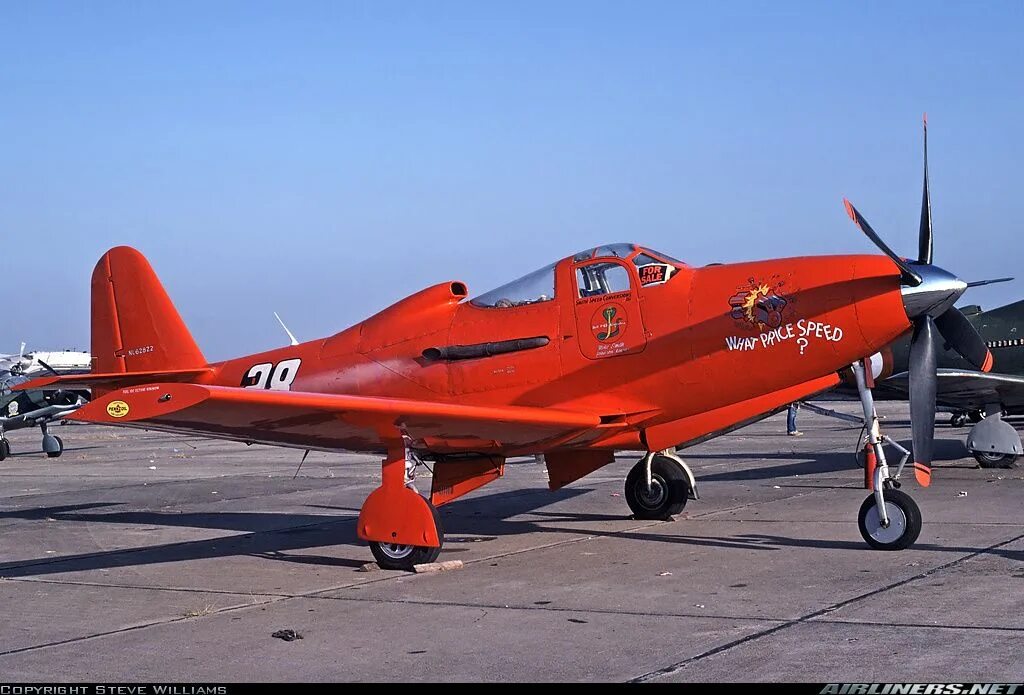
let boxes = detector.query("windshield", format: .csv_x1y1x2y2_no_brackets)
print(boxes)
470,262,557,308
572,243,636,262
637,247,684,265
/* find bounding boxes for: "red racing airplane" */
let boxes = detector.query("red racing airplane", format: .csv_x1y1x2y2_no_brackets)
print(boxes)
21,124,990,569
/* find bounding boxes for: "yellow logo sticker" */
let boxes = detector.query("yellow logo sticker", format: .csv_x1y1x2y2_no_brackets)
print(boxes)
106,400,130,418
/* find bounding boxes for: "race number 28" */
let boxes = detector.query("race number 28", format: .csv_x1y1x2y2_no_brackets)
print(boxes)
242,358,302,391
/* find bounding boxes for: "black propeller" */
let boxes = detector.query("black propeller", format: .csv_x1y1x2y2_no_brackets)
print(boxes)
34,358,62,378
966,277,1013,288
843,115,1005,487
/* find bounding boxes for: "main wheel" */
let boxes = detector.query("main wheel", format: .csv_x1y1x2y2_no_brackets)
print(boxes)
624,455,690,520
973,450,1018,469
0,439,9,461
368,500,444,571
858,488,922,550
949,413,968,428
46,436,64,459
969,410,985,423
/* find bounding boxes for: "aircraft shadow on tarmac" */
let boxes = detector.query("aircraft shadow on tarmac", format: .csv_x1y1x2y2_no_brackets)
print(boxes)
690,438,972,482
0,452,1017,580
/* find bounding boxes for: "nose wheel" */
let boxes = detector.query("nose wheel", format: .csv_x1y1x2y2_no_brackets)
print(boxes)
857,487,922,550
624,454,691,520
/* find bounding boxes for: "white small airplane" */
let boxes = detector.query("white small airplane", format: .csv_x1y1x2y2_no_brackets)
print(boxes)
0,344,92,460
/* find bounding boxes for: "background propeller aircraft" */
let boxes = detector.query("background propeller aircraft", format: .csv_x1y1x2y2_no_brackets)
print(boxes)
20,120,991,568
0,345,91,460
857,297,1024,468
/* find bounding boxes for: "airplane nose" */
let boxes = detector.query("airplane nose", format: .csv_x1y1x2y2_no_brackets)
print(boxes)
900,264,968,320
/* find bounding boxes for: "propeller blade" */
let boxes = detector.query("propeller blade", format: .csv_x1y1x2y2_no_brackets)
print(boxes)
843,199,923,286
918,113,933,264
34,359,61,378
935,307,993,372
966,277,1014,288
908,315,937,486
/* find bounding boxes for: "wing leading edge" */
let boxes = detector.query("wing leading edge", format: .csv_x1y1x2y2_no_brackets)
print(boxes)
881,369,1024,411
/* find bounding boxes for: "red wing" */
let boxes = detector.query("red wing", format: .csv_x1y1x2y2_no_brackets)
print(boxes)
71,383,609,454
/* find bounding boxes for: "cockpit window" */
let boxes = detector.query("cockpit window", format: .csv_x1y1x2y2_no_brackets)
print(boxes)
577,261,632,298
572,243,637,262
470,262,556,308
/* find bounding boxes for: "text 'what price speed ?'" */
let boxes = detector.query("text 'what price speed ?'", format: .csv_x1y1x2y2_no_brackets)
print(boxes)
725,318,845,353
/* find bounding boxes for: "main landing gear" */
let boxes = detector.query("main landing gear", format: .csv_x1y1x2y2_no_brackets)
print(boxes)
40,422,64,459
368,501,443,569
624,451,697,520
850,360,922,550
358,443,444,571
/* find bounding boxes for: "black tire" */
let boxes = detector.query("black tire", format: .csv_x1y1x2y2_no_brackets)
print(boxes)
624,455,690,520
0,439,8,461
858,488,922,551
969,410,985,423
949,413,967,428
46,436,64,459
973,450,1018,469
368,499,444,571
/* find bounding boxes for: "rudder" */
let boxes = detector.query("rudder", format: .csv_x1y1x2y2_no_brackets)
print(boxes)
92,246,206,374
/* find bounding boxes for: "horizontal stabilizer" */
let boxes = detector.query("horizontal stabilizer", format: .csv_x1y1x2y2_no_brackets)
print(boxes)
14,368,214,392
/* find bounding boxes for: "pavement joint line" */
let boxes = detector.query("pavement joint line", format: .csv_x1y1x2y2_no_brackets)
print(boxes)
811,617,1024,634
305,592,790,625
690,484,855,520
2,576,293,599
627,530,1024,683
0,594,287,659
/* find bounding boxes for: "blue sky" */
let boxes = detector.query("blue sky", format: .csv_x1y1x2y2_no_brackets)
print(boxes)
3,2,1022,360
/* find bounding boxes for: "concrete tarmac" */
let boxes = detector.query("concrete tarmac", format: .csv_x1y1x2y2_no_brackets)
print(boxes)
0,402,1021,682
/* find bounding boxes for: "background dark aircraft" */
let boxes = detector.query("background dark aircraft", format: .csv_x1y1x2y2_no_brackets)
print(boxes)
0,347,91,459
864,298,1024,468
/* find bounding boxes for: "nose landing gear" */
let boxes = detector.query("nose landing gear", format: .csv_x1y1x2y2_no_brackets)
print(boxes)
851,359,923,551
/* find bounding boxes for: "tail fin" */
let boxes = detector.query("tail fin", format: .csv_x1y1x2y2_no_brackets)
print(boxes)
92,246,206,374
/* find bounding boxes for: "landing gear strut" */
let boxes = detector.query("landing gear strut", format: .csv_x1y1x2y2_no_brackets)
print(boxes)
624,451,695,520
851,360,922,550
